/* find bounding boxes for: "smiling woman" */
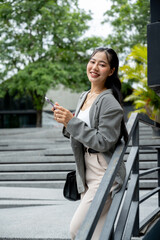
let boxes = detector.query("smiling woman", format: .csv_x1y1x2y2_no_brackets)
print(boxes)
87,52,115,85
52,47,128,239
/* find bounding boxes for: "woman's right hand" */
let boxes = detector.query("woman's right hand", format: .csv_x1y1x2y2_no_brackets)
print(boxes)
52,102,74,127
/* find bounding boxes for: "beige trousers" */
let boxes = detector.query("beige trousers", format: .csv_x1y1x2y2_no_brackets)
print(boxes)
70,152,117,240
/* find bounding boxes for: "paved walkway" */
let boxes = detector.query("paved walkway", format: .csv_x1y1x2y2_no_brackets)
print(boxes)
0,187,79,240
0,186,158,240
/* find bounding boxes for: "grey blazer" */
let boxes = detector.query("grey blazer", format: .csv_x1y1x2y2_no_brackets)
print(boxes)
65,89,126,194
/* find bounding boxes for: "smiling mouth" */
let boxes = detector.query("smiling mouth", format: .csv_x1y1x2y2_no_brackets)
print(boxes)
90,72,100,77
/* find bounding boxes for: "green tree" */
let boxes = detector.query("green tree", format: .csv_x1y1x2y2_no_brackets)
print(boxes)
0,0,101,126
121,45,160,123
103,0,150,54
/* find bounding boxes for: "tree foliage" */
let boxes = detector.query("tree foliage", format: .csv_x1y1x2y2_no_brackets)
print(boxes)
121,45,160,123
0,0,102,126
103,0,150,54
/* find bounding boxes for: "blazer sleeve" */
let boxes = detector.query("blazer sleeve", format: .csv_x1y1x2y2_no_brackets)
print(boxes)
66,96,123,152
62,126,70,139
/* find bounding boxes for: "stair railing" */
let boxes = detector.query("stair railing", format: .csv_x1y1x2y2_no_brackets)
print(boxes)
75,113,160,240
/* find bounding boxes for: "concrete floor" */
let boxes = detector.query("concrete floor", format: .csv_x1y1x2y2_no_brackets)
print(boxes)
0,187,158,240
0,187,79,240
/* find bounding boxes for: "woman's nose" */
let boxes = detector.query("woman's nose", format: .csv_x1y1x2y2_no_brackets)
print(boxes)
92,63,98,71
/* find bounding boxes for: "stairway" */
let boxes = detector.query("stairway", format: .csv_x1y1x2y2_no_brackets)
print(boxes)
0,123,159,189
0,127,73,188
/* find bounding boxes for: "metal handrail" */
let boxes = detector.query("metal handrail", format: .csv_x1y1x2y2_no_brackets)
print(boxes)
76,113,160,240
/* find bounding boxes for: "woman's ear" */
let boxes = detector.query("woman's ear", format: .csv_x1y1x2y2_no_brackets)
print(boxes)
109,67,115,76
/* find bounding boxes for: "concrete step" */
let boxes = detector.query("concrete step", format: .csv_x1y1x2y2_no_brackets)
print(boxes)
139,179,158,189
130,140,160,147
124,153,157,161
0,146,47,151
0,157,158,188
125,147,157,154
0,145,71,153
0,150,46,158
139,162,157,169
1,154,156,165
0,125,159,190
0,127,63,139
0,158,156,168
0,163,75,171
0,237,69,240
127,137,160,146
0,238,69,240
0,180,64,188
0,172,68,180
0,137,69,144
0,167,157,179
44,148,73,156
0,162,157,173
132,238,143,240
0,179,157,189
140,171,158,179
0,155,75,163
0,147,73,158
1,153,156,163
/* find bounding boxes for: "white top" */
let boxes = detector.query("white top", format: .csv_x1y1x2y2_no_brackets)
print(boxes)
77,106,91,127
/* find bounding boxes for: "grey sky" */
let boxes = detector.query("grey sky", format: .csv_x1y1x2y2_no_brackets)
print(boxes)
78,0,112,38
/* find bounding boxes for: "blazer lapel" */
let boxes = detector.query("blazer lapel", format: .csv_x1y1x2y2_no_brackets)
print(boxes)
89,89,113,127
75,91,89,117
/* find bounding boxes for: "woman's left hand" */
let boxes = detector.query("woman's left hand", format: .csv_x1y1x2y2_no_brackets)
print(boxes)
52,102,74,127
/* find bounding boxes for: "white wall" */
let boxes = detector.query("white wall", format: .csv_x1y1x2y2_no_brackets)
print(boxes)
43,85,82,111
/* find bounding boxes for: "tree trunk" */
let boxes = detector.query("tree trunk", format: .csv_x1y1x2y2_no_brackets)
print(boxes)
36,110,42,127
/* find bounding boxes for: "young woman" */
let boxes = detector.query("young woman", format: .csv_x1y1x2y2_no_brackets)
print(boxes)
52,47,128,239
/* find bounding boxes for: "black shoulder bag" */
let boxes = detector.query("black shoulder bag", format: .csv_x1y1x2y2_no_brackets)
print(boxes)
63,171,80,201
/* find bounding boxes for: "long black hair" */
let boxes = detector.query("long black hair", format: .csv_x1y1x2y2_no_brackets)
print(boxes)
91,47,128,144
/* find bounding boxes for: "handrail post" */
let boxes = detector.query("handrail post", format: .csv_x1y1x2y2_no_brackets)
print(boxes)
132,119,140,237
158,148,160,207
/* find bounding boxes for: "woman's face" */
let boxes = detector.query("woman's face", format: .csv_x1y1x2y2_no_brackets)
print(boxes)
87,51,114,87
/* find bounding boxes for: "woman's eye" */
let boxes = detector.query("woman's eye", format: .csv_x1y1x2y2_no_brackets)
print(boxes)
100,64,105,67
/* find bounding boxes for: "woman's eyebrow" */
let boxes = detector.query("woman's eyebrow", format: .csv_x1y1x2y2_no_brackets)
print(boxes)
91,58,107,64
99,60,107,64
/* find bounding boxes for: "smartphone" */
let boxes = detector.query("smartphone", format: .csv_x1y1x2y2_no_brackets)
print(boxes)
45,96,54,107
